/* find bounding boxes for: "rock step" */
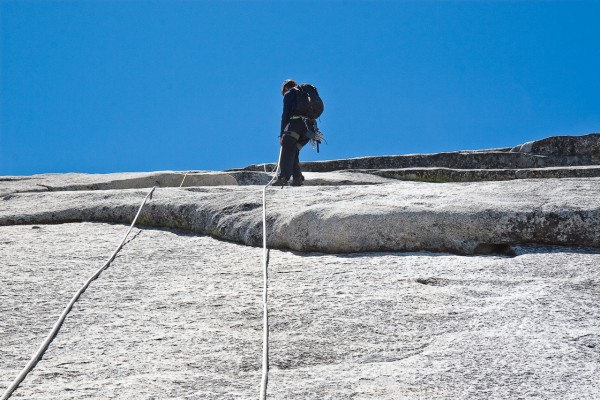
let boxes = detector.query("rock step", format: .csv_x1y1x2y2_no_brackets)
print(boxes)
4,165,600,197
510,133,600,156
240,134,600,172
0,171,272,196
2,180,599,255
358,165,600,183
242,150,599,173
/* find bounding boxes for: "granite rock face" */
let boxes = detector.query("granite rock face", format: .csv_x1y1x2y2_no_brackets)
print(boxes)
241,133,600,172
1,179,599,255
511,133,600,158
2,224,599,399
0,171,271,196
363,165,600,183
1,134,600,255
2,133,600,399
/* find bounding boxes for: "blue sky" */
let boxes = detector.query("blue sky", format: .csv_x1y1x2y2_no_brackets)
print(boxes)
1,0,599,175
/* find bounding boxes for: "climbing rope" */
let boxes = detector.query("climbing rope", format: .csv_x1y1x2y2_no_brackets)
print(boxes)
259,148,282,400
179,172,189,187
1,186,157,400
3,149,283,399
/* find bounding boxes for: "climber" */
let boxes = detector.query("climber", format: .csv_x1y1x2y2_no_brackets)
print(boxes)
273,79,310,187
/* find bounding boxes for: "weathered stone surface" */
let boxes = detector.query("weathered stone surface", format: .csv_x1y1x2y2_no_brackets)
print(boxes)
241,151,555,172
3,133,600,399
511,133,600,157
299,171,393,185
361,165,600,182
0,171,272,196
1,178,599,255
240,133,600,172
2,223,599,399
0,223,264,399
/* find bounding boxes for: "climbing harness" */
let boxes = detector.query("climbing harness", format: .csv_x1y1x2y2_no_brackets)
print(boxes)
259,148,282,400
288,116,324,152
1,187,156,400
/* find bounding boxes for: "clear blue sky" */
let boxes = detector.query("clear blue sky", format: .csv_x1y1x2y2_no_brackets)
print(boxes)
1,0,599,175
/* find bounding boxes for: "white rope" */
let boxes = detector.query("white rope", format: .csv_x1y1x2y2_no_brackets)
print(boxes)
263,162,276,173
1,186,157,400
179,172,189,187
3,148,284,399
259,148,282,400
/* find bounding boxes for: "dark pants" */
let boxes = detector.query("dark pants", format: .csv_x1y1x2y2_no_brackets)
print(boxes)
279,134,308,180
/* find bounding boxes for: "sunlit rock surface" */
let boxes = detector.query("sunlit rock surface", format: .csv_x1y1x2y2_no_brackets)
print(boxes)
2,178,599,254
2,134,600,399
240,133,600,173
1,224,599,399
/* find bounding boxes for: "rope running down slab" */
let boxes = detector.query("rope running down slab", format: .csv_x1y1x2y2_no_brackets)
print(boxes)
1,186,157,400
3,153,282,399
259,148,282,400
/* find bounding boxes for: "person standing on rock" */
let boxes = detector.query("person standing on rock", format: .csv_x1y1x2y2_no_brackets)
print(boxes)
273,79,310,187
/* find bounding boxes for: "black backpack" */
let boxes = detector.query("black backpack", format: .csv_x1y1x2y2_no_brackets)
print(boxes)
294,83,324,119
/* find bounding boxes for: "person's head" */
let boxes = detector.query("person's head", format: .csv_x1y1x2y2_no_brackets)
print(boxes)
281,79,298,96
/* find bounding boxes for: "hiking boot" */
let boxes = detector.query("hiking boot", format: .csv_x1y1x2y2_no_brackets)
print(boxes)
272,176,289,187
290,177,304,187
293,174,305,181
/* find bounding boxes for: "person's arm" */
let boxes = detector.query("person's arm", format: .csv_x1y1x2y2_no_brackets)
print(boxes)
280,90,296,137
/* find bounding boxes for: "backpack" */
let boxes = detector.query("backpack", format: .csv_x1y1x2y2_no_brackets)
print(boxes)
294,83,324,119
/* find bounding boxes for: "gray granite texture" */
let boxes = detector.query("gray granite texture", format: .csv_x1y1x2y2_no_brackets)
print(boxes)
510,133,600,157
361,165,600,183
1,178,599,255
0,171,271,196
240,133,600,172
2,133,600,399
1,223,599,399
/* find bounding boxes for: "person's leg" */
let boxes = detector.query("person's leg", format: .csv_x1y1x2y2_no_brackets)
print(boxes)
292,147,304,181
292,137,309,183
278,135,298,180
292,147,300,175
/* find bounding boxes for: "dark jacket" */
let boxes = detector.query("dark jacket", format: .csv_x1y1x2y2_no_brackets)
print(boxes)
280,87,308,138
